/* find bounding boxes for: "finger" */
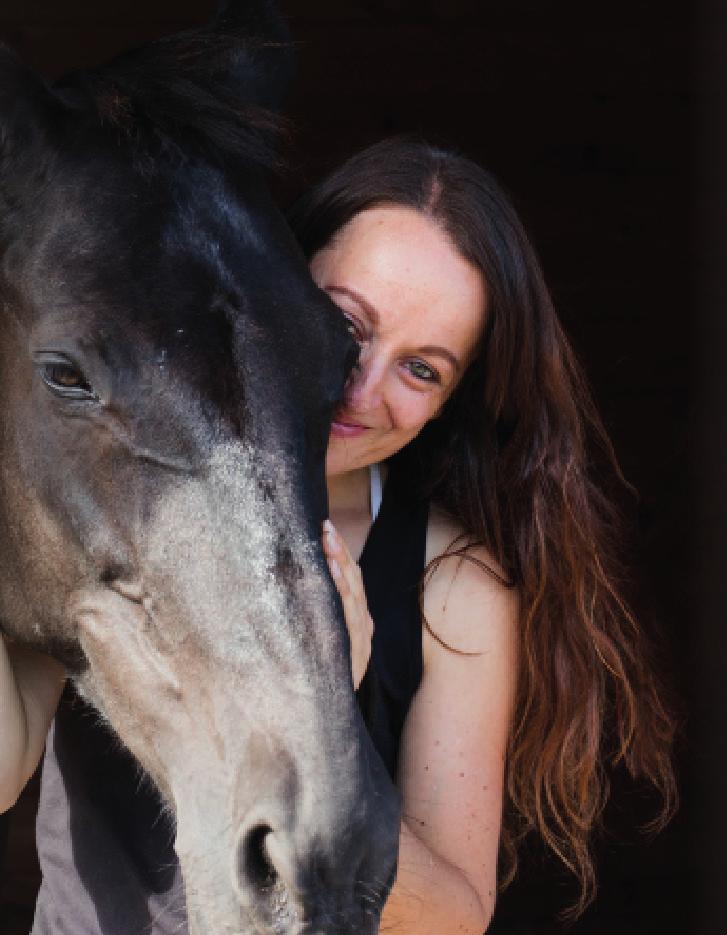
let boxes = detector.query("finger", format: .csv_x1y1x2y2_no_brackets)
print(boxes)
322,523,346,591
322,520,346,563
323,519,355,559
334,535,357,575
322,522,362,593
327,555,351,599
322,520,344,566
322,529,355,593
340,557,364,606
321,523,334,558
330,559,362,622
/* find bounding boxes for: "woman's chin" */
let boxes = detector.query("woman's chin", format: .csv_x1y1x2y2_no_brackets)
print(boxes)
325,440,369,478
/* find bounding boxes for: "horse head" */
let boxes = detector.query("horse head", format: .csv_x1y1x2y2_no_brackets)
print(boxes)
0,4,399,932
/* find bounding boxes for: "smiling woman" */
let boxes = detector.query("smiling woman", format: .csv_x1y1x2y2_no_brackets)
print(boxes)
312,205,486,477
290,136,678,933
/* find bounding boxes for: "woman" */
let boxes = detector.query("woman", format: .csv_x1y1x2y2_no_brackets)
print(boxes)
292,136,676,931
1,136,675,932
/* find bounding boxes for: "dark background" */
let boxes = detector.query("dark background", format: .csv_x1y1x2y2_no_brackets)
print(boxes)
0,1,719,933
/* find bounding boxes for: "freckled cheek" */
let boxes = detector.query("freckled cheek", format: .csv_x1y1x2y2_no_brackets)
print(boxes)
389,398,438,434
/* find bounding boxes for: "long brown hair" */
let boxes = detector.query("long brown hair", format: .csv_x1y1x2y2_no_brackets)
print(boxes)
289,136,677,914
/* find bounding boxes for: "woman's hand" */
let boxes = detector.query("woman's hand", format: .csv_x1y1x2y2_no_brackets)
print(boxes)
322,520,373,690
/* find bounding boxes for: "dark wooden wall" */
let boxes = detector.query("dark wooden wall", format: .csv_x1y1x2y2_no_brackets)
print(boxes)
0,2,701,933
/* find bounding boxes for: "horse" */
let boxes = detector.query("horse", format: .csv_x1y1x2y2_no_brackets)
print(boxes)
0,2,400,932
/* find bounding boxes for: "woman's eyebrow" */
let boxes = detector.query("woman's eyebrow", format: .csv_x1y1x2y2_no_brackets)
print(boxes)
326,285,461,372
326,285,380,325
417,345,461,372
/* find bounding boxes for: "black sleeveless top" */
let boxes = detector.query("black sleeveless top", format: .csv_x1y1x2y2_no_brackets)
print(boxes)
31,476,428,934
356,471,428,778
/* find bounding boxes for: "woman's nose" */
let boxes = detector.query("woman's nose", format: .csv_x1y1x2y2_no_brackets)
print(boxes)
343,355,384,412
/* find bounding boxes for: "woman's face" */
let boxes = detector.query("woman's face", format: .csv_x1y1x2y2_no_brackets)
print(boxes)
310,205,487,477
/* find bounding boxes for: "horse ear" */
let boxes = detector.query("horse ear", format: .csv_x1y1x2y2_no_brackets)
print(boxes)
0,45,70,238
208,0,294,113
0,44,64,158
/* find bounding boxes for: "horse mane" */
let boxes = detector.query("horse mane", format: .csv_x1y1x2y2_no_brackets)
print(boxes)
55,29,291,172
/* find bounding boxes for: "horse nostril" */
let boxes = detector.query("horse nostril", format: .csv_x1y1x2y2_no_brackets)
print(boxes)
235,821,306,930
238,822,278,895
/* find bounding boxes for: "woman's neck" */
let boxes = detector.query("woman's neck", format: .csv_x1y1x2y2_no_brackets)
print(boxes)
326,467,373,560
326,466,370,515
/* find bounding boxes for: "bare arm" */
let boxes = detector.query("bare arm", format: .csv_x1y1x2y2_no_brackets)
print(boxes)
324,515,518,933
379,529,518,934
0,634,65,813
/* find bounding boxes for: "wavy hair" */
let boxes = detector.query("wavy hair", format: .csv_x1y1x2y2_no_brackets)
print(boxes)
288,136,677,914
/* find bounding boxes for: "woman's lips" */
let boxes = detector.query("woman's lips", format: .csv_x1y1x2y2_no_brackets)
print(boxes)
330,417,368,438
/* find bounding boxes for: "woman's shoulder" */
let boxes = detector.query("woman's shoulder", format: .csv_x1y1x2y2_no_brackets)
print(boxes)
425,504,511,585
422,505,519,660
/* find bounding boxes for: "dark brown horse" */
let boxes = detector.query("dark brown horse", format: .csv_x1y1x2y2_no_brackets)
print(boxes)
0,3,399,932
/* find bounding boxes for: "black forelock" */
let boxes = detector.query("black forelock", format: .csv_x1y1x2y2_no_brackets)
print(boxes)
53,29,291,173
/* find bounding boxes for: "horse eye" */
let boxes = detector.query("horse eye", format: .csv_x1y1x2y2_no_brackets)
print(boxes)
48,364,84,387
36,355,97,400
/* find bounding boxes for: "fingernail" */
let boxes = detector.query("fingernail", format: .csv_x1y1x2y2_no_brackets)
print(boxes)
330,559,341,579
323,519,333,534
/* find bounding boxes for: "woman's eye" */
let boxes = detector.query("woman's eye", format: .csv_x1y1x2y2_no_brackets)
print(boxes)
36,355,97,400
407,360,438,383
343,315,363,343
